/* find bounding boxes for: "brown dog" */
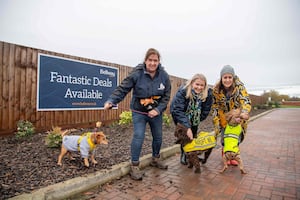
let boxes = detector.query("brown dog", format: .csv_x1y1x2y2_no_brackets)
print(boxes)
57,125,108,167
174,123,215,173
220,108,246,174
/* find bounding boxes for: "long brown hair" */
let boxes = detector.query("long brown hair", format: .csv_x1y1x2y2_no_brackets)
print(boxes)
215,75,237,93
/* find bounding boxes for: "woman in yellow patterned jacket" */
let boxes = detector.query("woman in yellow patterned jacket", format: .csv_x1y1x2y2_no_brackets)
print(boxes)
212,65,251,165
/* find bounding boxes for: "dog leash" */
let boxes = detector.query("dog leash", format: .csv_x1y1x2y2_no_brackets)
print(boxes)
110,104,149,116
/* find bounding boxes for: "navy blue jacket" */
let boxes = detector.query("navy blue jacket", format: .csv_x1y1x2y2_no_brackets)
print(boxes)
170,86,213,128
106,63,171,114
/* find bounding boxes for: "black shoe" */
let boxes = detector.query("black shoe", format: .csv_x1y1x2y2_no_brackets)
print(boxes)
180,153,187,165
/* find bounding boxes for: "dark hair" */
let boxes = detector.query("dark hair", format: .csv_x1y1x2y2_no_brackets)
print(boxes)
144,48,161,62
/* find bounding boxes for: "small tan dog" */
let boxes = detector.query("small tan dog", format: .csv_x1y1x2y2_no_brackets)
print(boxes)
220,108,247,174
57,122,108,167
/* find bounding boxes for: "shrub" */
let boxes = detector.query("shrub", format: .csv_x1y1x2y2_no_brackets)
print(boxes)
118,111,172,127
16,120,35,139
45,126,63,148
163,113,172,127
118,111,132,126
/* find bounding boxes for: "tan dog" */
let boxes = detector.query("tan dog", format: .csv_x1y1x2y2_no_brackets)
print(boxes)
220,108,247,174
57,122,108,167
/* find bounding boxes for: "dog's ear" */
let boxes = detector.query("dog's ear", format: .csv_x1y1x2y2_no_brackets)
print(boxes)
174,123,187,137
61,129,69,137
236,108,242,119
96,132,108,144
96,131,104,138
225,111,233,122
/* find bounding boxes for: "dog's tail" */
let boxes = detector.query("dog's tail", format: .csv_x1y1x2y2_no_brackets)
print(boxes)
96,121,102,128
61,130,70,137
61,128,77,137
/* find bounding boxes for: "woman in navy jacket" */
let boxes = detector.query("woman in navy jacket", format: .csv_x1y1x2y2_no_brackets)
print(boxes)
171,73,213,165
104,48,171,180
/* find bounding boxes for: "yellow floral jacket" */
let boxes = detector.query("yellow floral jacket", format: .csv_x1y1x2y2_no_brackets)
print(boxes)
212,76,251,136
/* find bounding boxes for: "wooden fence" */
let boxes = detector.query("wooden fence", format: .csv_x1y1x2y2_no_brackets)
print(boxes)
0,41,187,135
0,41,265,136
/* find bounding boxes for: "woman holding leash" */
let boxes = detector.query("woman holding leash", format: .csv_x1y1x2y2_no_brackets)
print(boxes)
212,65,251,165
104,48,171,180
170,73,213,165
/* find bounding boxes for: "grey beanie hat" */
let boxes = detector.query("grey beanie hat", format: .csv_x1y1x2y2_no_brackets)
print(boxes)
220,65,235,77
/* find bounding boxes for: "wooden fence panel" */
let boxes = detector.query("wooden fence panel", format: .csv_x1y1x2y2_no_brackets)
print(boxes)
2,43,10,131
0,42,2,130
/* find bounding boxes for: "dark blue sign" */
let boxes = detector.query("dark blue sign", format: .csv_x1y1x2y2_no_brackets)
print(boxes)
37,54,118,111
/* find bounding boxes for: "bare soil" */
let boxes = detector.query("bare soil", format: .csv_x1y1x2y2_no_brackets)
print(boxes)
0,109,268,199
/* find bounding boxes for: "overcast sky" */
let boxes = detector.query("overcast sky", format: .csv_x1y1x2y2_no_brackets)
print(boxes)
1,0,300,88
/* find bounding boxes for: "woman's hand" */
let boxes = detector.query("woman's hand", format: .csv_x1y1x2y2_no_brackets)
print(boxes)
214,125,220,136
104,102,112,110
148,109,159,118
240,112,249,120
187,128,193,140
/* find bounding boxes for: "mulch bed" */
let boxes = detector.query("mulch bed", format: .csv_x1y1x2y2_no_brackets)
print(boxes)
0,109,267,199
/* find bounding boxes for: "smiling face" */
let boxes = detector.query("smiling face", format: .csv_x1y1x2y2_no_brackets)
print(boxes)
145,54,159,74
192,78,206,94
221,73,234,89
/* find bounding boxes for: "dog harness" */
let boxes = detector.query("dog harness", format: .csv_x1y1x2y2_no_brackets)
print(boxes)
223,124,242,153
183,131,216,152
77,132,96,152
62,133,94,158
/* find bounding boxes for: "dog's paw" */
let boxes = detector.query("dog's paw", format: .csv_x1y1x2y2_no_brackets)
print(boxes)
91,160,98,167
84,159,90,167
240,169,247,174
57,162,62,166
200,159,207,164
219,166,227,173
92,160,98,164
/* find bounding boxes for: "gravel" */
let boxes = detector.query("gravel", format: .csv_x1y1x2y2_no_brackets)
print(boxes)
0,109,267,199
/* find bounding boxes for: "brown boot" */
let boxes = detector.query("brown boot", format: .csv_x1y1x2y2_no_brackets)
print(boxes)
150,156,168,170
130,163,144,180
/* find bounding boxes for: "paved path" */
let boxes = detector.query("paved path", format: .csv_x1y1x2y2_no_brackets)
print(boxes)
76,108,300,200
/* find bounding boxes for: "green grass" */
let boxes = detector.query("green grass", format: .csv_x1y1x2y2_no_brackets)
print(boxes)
280,105,300,108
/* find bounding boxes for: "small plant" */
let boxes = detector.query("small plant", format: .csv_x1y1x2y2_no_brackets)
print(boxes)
109,121,119,128
118,111,132,126
16,120,35,139
45,126,63,148
163,113,172,127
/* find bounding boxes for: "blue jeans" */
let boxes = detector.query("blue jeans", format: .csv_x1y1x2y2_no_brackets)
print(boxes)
131,112,163,163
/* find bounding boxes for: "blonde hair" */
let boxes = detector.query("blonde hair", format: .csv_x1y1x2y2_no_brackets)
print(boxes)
183,73,208,101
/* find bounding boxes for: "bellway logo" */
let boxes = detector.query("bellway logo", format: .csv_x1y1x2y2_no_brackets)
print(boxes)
158,83,165,90
100,69,115,77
